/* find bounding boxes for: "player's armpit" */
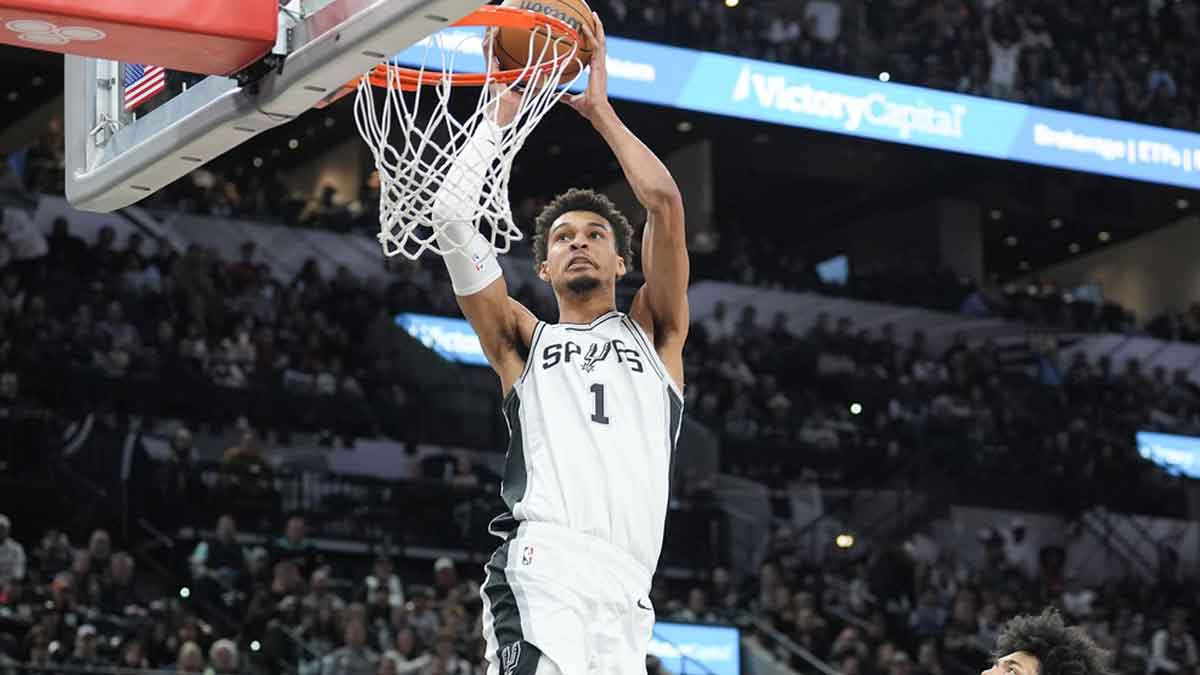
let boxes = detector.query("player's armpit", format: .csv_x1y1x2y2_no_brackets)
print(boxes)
455,275,538,395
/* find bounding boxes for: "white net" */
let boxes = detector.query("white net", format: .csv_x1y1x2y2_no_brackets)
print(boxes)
353,23,582,260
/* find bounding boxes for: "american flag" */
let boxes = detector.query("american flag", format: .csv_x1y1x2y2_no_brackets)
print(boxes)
123,63,166,111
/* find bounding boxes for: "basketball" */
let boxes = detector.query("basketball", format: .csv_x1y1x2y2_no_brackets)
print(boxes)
495,0,596,83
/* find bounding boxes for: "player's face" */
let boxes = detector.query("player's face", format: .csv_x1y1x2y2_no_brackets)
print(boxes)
981,652,1038,675
540,210,625,294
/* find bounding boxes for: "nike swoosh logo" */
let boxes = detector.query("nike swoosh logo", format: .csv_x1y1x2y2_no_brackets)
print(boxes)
637,599,653,611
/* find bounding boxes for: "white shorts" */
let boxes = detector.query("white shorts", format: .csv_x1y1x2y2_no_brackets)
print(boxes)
479,521,656,675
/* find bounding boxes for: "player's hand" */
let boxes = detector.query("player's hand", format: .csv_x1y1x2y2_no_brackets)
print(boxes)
483,35,522,127
485,79,522,127
564,12,613,123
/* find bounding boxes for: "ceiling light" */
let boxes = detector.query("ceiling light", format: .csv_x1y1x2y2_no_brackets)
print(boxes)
1018,261,1031,271
725,0,739,7
288,138,299,150
1068,242,1081,254
878,72,891,82
1098,231,1111,242
989,209,1003,221
1004,235,1018,247
1178,198,1191,210
252,157,263,168
676,120,693,133
1049,218,1063,229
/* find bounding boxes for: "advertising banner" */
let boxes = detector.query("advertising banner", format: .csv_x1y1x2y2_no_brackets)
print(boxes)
393,30,1200,189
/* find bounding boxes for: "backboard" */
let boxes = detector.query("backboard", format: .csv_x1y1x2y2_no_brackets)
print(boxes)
63,0,486,213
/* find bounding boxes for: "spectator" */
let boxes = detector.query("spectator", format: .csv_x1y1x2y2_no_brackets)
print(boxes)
154,426,205,530
70,549,101,607
321,617,378,675
431,630,470,675
910,589,948,639
305,567,347,613
890,650,914,675
191,514,245,586
0,514,26,590
432,558,478,606
177,640,206,674
364,555,405,609
63,624,107,669
88,529,113,577
274,515,319,577
207,638,239,675
44,217,86,271
675,588,718,623
98,552,143,615
1149,610,1199,675
916,640,945,675
120,639,150,671
386,627,430,675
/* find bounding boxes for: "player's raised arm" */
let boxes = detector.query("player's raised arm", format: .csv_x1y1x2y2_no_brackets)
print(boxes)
431,80,537,395
566,14,689,384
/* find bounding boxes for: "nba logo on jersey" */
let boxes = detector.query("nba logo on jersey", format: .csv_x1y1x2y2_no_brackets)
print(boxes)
521,545,534,565
471,253,485,272
500,643,521,672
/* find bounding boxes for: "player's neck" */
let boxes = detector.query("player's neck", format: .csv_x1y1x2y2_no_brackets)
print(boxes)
555,292,617,325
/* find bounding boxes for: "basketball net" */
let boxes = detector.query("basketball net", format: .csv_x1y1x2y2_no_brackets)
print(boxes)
353,22,583,260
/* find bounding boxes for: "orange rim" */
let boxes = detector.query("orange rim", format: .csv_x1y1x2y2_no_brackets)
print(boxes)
317,6,582,107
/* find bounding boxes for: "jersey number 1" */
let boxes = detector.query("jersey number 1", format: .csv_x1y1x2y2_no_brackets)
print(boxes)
589,383,610,425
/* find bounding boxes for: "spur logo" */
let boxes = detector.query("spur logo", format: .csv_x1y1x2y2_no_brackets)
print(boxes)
500,642,522,672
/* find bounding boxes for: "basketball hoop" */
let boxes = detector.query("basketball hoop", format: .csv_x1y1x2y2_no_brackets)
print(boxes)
351,6,584,260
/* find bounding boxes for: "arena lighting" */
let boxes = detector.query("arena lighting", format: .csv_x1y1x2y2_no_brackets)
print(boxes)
835,534,855,549
989,209,1003,220
288,138,299,150
1179,198,1191,210
1004,235,1018,246
724,0,739,7
676,120,693,132
1018,260,1031,271
179,587,190,598
252,157,263,168
1068,242,1081,253
1098,231,1111,242
1049,217,1064,229
878,71,890,82
250,641,261,652
849,402,863,415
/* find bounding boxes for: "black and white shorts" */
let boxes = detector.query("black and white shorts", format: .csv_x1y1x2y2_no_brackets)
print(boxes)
479,521,656,675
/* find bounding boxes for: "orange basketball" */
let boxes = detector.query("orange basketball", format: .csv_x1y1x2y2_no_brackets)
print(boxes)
495,0,596,83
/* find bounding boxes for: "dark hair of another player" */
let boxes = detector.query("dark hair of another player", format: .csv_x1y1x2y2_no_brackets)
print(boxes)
532,188,634,272
994,608,1111,675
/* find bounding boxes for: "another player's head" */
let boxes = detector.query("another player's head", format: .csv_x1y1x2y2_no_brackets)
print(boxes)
534,188,634,302
984,609,1109,675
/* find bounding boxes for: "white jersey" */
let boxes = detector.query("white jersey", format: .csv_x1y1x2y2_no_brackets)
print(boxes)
489,310,684,573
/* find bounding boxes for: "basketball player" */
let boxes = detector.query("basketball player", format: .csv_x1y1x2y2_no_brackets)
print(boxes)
426,13,687,675
984,609,1110,675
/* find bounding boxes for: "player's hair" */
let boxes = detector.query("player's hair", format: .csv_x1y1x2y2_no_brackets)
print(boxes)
994,608,1111,675
533,188,634,271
